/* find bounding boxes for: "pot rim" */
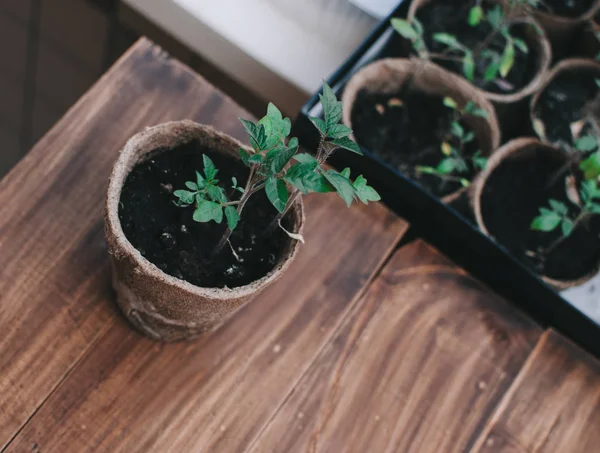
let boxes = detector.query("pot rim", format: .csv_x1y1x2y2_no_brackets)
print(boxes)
407,0,552,103
105,120,305,301
534,0,600,24
530,58,600,144
470,137,599,289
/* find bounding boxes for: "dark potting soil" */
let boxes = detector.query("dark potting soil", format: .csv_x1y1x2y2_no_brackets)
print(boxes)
480,146,600,281
539,0,595,18
351,89,480,198
535,68,600,146
119,140,292,289
416,1,537,94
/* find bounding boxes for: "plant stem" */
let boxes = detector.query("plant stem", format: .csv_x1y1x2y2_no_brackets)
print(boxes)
544,211,589,256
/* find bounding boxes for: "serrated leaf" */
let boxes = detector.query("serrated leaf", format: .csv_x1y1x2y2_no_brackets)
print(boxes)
324,170,356,207
531,211,561,232
267,138,299,174
548,199,568,215
173,190,195,204
575,135,598,152
443,97,458,109
294,153,318,164
239,148,252,166
330,136,362,155
309,116,327,135
285,161,328,194
320,83,343,130
207,184,227,203
391,18,418,40
353,175,380,204
203,155,218,180
327,124,353,139
239,118,266,150
500,41,515,78
265,177,288,213
193,199,223,223
224,206,240,231
185,181,198,190
468,5,484,26
463,54,475,81
258,102,292,148
248,154,264,164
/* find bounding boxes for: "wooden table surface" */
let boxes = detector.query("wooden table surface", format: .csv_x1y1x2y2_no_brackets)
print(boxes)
1,39,599,453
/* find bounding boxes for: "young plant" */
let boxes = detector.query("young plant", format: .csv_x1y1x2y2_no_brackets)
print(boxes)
392,1,535,90
417,96,489,188
174,83,380,257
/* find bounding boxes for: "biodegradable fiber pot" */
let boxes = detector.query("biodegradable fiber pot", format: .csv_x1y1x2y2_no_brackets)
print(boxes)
342,58,501,203
524,0,600,54
530,58,600,146
408,0,552,104
471,137,600,290
105,121,304,342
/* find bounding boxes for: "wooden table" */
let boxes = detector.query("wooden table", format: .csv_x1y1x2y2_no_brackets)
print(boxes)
1,39,599,453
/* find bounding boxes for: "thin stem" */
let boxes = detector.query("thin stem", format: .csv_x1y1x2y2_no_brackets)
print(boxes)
544,211,589,256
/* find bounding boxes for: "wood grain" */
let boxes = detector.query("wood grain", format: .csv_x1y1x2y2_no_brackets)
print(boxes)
471,330,600,453
0,39,408,452
249,240,543,453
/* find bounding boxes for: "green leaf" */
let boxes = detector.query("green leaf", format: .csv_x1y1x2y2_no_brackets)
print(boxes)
248,154,264,164
309,116,327,135
463,131,475,143
266,137,299,174
320,83,343,130
353,175,381,204
484,61,501,82
231,176,238,188
193,199,223,223
472,151,488,170
239,148,252,167
327,124,353,139
294,153,318,164
330,136,362,155
575,135,598,152
437,158,456,174
391,18,418,40
239,118,266,150
196,171,206,189
580,152,600,180
203,155,218,180
561,219,574,237
265,177,288,213
531,211,561,232
471,108,489,118
224,206,240,231
341,167,351,178
324,170,356,207
443,97,458,109
451,121,464,138
173,190,195,204
185,181,198,191
487,5,504,29
460,178,471,188
207,184,227,203
258,102,292,148
433,33,462,49
463,54,475,81
417,166,437,174
513,38,528,53
548,199,568,215
285,161,321,194
500,41,515,78
468,5,484,26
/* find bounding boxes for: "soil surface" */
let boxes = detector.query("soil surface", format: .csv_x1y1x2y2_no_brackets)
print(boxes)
540,0,595,17
416,1,537,94
535,68,600,146
119,140,292,288
480,146,600,281
351,89,480,198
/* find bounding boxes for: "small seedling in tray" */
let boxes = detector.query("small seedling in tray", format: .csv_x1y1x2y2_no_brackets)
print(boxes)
417,96,489,188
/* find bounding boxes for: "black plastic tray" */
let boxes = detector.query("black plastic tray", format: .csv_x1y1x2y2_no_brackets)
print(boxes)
293,0,600,358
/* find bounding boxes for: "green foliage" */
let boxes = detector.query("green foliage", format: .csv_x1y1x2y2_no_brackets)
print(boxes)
173,83,380,253
393,4,530,88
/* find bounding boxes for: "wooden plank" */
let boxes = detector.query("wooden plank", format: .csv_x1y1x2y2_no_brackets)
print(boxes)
471,330,600,453
0,38,309,449
249,240,543,453
1,40,409,452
